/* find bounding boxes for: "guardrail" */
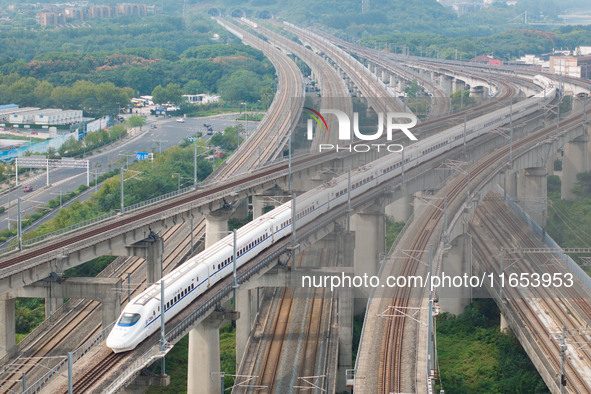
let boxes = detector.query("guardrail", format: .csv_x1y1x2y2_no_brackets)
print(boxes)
497,184,591,291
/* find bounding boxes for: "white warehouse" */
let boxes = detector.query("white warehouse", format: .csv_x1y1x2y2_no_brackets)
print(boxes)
9,108,83,125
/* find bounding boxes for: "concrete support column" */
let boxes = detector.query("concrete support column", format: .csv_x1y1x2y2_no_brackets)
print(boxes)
187,312,238,394
517,167,548,228
381,69,388,83
504,171,518,201
451,78,458,93
385,194,413,222
102,291,121,329
230,198,249,221
188,321,222,394
351,205,385,313
205,210,231,248
252,195,267,219
45,297,63,320
439,234,471,315
441,76,453,95
0,294,15,358
389,73,395,86
236,287,258,369
561,135,590,200
146,235,163,286
500,312,511,334
336,231,354,392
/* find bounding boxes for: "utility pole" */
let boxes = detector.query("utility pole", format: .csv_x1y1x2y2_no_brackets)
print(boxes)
193,143,198,189
17,197,22,250
160,278,166,375
288,132,292,192
120,168,124,214
232,230,237,311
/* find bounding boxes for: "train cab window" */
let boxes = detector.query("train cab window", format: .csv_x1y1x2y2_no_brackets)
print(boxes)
118,313,141,327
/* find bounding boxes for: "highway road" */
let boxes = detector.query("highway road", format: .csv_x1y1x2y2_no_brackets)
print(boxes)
0,113,259,234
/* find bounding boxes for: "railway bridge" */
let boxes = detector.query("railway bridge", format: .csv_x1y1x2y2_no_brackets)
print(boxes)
3,17,591,394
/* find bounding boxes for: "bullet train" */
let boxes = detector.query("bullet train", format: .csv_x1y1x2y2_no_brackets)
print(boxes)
106,75,556,352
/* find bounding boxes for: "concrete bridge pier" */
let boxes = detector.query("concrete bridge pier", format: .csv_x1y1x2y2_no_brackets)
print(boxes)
252,187,288,219
439,234,471,315
517,167,547,227
385,193,413,222
503,171,518,201
112,232,164,286
381,69,388,84
205,210,231,248
561,134,589,200
45,297,63,320
187,311,239,394
252,194,267,219
0,294,15,358
500,312,511,334
441,76,453,95
351,203,385,313
231,198,250,221
336,231,354,393
397,79,405,94
235,286,259,368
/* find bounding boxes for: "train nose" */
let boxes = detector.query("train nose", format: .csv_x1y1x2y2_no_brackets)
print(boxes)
106,335,126,352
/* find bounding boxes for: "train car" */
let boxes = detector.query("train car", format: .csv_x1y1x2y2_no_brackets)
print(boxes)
107,75,556,353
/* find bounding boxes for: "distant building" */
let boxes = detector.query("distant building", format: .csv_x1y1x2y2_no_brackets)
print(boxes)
576,46,591,56
470,55,502,66
36,12,66,25
38,3,149,25
182,94,221,104
515,54,549,70
549,55,591,79
2,108,83,125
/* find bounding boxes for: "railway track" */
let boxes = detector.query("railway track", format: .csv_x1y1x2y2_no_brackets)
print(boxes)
235,249,333,393
0,222,199,393
367,96,589,392
470,195,591,392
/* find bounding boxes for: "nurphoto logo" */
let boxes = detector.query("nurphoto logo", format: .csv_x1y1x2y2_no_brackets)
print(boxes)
304,106,418,153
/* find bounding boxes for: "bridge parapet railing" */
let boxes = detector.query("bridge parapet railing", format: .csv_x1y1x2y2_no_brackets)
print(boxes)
20,321,115,394
495,184,591,291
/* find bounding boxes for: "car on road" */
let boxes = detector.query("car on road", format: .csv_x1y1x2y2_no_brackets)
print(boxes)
176,118,185,123
23,185,33,192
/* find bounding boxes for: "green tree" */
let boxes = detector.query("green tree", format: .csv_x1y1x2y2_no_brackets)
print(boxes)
218,70,262,102
404,79,420,98
127,115,146,128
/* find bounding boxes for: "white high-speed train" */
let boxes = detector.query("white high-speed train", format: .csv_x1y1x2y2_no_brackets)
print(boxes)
106,75,555,352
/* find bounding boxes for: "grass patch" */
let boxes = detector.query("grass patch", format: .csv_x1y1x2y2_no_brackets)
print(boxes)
436,299,549,393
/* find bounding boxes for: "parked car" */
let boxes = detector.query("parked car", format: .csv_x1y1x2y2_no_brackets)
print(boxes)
23,185,33,192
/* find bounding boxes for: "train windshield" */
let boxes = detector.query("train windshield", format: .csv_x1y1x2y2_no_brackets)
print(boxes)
118,313,141,327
